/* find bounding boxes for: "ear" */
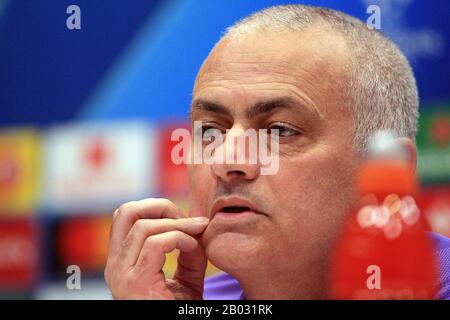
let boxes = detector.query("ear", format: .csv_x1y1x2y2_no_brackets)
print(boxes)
394,137,417,175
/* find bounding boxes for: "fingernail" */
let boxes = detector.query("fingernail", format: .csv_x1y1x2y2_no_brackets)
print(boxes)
192,217,209,223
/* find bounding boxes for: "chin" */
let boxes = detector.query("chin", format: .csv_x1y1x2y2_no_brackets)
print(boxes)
202,231,264,274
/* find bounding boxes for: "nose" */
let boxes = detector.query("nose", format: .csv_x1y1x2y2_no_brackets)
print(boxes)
210,126,260,183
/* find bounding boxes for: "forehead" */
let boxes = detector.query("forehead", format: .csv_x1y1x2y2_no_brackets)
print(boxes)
193,29,350,117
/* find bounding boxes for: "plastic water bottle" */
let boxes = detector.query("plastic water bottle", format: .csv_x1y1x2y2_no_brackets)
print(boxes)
329,131,439,299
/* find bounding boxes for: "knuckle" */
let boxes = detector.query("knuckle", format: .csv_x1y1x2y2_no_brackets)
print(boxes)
112,209,119,222
171,230,185,239
163,200,182,217
160,198,176,209
104,262,115,285
104,269,111,285
112,201,142,224
133,219,148,233
118,201,138,215
158,198,171,204
144,236,159,250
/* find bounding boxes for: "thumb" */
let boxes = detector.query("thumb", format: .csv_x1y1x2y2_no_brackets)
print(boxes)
173,239,207,294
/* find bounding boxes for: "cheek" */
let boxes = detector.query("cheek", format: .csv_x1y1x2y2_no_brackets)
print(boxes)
188,165,213,216
271,153,356,230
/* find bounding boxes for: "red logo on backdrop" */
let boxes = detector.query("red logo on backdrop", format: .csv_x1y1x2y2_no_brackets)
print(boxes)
57,216,110,272
0,219,39,290
83,137,110,171
159,123,190,195
0,153,19,190
430,117,450,146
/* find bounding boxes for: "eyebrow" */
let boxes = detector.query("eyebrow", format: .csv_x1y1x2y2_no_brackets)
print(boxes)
190,96,317,120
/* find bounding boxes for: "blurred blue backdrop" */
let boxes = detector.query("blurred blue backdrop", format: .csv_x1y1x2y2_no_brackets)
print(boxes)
1,0,448,126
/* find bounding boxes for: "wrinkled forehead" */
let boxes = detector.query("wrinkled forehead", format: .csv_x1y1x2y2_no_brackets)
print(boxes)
194,29,349,95
192,29,350,119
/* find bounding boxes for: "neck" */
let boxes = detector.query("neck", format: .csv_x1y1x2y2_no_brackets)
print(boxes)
231,263,329,300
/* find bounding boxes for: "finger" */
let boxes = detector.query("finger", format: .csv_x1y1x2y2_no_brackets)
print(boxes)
119,217,209,268
173,242,208,294
133,231,199,275
109,198,182,256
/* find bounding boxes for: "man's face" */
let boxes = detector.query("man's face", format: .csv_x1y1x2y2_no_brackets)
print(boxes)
188,29,360,278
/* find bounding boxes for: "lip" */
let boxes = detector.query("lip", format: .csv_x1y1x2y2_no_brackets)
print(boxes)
210,196,264,220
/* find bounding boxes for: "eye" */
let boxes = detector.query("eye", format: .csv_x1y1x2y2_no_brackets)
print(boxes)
200,124,224,142
268,123,301,138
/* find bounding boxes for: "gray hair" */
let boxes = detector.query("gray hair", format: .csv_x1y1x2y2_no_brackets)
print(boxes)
224,4,419,155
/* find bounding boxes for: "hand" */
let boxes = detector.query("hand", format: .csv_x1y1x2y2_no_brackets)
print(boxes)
104,198,209,299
